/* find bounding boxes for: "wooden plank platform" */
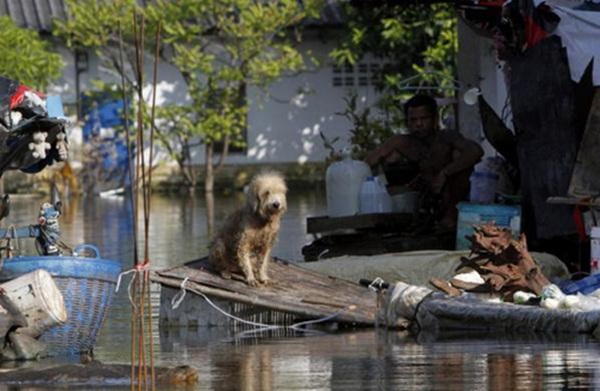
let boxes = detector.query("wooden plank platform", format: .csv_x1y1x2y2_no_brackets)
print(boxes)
307,213,412,235
153,257,378,326
547,196,600,207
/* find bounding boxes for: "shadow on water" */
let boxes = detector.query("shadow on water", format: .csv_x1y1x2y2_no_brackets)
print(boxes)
2,191,600,389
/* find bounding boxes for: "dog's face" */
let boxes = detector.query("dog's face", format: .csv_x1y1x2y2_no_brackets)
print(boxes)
247,172,287,221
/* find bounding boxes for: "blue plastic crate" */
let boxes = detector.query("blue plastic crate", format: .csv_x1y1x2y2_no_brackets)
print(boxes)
456,202,522,250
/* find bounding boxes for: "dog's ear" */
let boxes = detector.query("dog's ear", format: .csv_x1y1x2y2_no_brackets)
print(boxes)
246,183,260,213
251,194,261,214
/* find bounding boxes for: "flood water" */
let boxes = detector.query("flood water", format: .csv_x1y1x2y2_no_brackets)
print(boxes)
3,191,600,390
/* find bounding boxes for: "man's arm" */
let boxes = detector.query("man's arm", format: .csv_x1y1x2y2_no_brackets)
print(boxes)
364,134,422,168
441,134,484,177
431,133,483,193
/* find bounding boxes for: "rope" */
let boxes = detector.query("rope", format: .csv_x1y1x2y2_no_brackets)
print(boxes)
115,261,150,311
410,291,435,332
170,277,190,310
368,277,385,292
316,249,329,260
116,261,150,291
171,277,273,328
170,277,348,333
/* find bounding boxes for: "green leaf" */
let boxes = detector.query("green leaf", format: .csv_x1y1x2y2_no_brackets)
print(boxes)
0,16,62,89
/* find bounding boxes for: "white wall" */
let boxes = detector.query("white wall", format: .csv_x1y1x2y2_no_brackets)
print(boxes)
203,38,382,165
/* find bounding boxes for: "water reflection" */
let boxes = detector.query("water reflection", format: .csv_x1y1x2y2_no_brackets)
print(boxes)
155,327,600,391
2,192,600,390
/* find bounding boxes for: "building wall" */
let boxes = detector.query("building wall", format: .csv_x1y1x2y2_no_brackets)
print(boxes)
221,38,381,165
48,33,382,167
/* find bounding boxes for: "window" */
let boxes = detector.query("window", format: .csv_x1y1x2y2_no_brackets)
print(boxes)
332,61,383,88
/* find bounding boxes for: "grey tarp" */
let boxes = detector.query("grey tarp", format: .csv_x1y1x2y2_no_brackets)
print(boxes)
301,250,570,288
301,251,599,334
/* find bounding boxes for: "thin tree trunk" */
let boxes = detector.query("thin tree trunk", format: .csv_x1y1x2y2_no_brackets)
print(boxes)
177,140,197,192
205,191,215,238
205,143,214,194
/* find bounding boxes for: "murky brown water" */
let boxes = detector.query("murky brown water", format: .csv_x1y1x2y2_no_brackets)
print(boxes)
2,192,600,390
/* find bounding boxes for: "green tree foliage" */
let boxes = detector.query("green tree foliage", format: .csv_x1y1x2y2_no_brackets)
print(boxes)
0,16,62,89
322,93,394,163
331,3,457,130
55,0,323,192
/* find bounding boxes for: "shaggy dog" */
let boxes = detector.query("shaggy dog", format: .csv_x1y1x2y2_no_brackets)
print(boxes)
209,172,287,287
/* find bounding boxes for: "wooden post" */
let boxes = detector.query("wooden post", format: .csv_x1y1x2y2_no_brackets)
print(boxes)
569,89,600,197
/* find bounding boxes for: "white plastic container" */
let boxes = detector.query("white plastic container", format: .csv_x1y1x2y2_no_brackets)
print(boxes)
591,227,600,274
326,148,371,217
469,158,501,204
359,176,392,214
0,269,67,337
469,170,499,204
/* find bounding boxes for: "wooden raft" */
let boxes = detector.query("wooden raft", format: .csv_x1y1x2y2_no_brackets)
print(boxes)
153,257,378,326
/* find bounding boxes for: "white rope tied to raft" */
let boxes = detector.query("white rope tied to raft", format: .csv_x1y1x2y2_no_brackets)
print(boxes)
170,277,348,333
170,277,190,310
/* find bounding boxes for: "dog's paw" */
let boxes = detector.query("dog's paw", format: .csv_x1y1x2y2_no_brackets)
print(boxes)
246,277,260,287
219,270,232,280
257,275,271,286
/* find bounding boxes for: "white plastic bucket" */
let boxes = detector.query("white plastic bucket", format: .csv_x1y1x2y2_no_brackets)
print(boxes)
591,227,600,274
392,191,421,214
469,171,499,204
0,269,67,337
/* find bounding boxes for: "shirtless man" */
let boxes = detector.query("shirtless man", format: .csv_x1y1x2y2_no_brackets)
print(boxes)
365,94,483,227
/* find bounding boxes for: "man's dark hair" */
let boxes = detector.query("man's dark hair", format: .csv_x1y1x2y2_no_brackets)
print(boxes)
403,94,438,117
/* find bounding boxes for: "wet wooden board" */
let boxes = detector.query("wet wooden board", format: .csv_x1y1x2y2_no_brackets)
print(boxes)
153,257,378,326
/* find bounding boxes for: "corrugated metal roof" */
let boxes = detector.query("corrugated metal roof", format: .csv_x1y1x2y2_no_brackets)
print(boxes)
0,0,344,33
0,0,68,33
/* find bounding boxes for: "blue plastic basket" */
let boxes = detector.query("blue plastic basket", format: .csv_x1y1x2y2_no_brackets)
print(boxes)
0,251,121,356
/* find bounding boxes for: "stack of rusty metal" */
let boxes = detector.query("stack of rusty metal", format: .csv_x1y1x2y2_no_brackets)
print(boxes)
431,223,551,302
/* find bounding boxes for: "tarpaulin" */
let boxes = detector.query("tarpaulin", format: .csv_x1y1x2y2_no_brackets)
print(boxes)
532,0,600,85
553,6,600,85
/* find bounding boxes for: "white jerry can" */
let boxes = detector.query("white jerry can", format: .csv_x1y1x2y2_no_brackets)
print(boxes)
326,148,372,217
0,269,67,337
